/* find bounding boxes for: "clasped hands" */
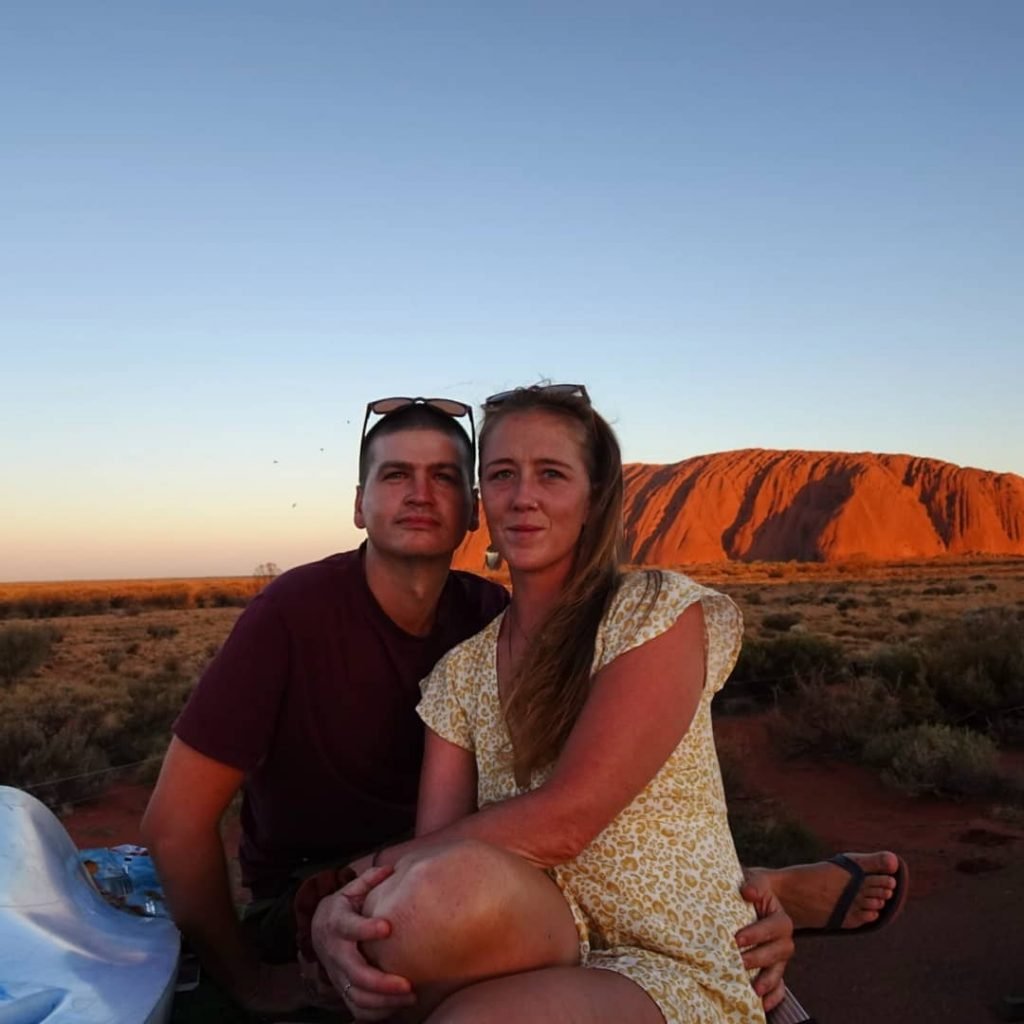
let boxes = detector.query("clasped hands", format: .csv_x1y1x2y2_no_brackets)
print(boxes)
294,864,795,1020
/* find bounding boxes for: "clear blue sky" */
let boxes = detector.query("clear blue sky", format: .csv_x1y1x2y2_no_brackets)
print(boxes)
3,1,1022,580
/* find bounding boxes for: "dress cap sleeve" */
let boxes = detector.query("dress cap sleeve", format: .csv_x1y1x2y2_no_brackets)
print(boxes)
595,571,743,694
417,643,476,752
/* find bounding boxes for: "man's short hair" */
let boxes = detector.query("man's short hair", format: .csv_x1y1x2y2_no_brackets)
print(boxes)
358,405,475,486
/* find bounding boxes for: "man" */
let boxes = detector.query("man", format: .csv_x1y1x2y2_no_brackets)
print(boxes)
144,398,507,1013
143,396,899,1017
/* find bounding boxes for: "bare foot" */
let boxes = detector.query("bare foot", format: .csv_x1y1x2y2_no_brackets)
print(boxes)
745,851,901,931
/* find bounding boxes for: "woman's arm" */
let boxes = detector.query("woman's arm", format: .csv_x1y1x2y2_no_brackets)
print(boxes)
380,601,707,869
416,732,478,835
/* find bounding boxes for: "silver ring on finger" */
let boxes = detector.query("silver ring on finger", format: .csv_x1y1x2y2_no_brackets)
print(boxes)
343,980,354,999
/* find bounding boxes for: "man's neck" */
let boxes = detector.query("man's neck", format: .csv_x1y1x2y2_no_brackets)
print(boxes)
364,544,453,637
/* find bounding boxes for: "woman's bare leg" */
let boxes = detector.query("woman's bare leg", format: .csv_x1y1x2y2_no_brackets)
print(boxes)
426,966,665,1024
360,839,581,1020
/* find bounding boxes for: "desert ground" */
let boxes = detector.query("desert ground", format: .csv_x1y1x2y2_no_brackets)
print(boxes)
4,556,1023,1021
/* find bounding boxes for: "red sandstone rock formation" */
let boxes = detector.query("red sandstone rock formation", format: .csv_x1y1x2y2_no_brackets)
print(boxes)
453,449,1024,569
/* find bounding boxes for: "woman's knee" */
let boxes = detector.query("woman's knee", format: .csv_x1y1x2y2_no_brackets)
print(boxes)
362,839,580,983
362,840,517,977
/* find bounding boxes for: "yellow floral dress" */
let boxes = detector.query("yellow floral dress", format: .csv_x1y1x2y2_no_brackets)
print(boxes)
417,571,765,1024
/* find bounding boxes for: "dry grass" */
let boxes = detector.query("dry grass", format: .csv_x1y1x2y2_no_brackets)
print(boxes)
0,577,257,619
0,603,243,806
2,557,1022,811
693,556,1024,661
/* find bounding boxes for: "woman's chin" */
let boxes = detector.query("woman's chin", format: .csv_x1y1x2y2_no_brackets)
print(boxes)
505,551,575,577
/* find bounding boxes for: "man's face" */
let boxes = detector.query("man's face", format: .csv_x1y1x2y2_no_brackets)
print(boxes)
355,427,477,561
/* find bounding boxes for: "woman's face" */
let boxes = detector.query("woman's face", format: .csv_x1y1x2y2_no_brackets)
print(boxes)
480,409,591,579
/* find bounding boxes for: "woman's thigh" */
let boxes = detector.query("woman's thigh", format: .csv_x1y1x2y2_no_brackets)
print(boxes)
425,965,666,1024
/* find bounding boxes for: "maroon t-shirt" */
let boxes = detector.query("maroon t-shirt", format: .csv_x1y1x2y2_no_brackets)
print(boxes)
174,546,508,898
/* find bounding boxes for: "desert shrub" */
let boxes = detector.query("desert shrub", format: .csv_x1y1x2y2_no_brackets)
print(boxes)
922,583,968,596
858,645,946,724
776,674,904,759
920,608,1024,737
896,609,923,626
104,666,196,764
837,597,861,612
103,647,126,672
0,679,127,742
990,802,1024,828
0,682,118,807
743,590,763,606
731,633,846,696
0,669,189,804
728,807,823,867
146,624,179,639
0,624,61,685
0,717,110,807
762,612,802,633
865,645,923,685
864,724,1004,798
204,588,249,608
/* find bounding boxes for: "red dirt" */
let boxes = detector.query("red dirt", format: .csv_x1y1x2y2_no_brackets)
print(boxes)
715,713,1024,1023
61,717,1023,1022
453,449,1024,568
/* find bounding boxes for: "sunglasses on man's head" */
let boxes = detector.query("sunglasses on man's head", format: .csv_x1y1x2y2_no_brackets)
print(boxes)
361,396,476,451
483,383,591,408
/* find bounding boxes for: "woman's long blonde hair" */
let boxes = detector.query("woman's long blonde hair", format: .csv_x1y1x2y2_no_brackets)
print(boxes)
479,386,628,781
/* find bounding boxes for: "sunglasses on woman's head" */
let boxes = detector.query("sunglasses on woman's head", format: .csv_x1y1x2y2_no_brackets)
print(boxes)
483,384,591,408
361,396,476,450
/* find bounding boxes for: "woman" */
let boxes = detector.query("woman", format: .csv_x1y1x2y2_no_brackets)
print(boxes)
312,383,768,1023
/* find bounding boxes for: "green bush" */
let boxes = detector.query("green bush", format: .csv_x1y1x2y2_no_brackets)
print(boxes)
728,808,823,867
864,724,1004,798
777,674,904,759
920,608,1024,738
0,670,184,806
732,633,846,695
0,716,110,807
865,645,923,685
104,666,195,764
0,624,61,685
